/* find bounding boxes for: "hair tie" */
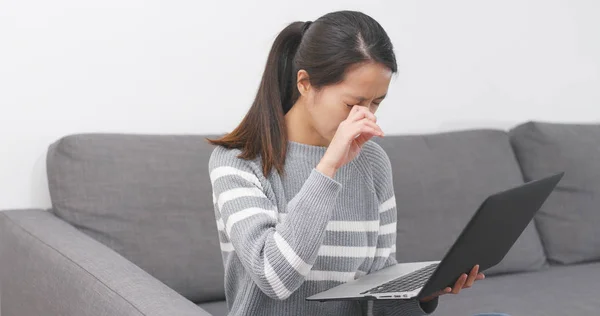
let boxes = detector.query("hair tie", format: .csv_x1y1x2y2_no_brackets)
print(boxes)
302,21,313,35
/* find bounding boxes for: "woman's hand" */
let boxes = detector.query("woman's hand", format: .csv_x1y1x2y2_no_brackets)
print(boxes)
419,265,486,303
317,105,383,177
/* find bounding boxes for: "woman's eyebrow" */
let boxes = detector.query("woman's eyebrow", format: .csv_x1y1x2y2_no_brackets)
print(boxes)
344,93,387,101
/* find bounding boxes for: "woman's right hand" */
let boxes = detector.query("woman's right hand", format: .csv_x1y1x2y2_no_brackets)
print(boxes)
317,105,384,178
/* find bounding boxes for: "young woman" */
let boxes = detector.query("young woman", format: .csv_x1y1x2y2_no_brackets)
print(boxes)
208,10,490,316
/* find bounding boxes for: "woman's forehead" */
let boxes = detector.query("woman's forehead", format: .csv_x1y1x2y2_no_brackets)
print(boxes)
339,62,392,97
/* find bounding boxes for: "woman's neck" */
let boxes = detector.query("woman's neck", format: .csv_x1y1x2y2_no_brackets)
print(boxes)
284,101,330,147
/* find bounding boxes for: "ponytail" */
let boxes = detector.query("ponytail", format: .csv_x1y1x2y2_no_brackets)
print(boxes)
208,21,310,176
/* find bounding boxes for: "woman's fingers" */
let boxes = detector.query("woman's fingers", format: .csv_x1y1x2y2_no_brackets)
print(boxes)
349,105,377,123
464,265,479,288
355,125,380,141
359,119,384,136
452,273,468,294
321,106,382,172
351,119,383,141
437,287,452,297
421,288,451,303
437,267,484,298
433,289,447,298
346,106,383,143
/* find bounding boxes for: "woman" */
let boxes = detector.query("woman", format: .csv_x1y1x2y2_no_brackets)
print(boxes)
208,10,493,316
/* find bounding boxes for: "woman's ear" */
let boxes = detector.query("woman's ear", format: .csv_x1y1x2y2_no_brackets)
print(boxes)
296,69,311,96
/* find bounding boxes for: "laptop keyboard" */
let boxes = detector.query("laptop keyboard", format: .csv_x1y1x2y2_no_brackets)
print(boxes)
360,263,439,294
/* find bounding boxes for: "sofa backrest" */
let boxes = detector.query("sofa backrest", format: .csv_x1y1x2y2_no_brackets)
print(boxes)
48,127,577,303
374,129,548,275
47,134,224,303
510,121,600,264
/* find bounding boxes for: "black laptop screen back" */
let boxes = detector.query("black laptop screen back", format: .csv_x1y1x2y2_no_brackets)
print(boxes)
418,173,564,299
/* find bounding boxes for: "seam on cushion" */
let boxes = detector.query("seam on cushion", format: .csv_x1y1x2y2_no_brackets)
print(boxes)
1,211,147,316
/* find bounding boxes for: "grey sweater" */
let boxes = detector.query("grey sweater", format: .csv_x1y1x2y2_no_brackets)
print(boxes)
208,140,438,316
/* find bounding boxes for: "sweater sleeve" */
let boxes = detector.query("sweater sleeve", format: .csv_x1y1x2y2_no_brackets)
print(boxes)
208,146,342,300
361,142,439,315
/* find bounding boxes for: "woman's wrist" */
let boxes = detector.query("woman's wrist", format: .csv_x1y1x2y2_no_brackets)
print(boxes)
316,162,337,178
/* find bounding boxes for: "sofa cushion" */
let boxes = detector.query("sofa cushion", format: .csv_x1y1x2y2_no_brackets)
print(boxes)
510,121,600,264
375,129,548,275
198,300,228,316
47,134,224,303
436,262,600,316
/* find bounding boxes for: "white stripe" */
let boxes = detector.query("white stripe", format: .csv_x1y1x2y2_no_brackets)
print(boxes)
378,196,396,213
317,245,376,258
273,232,312,276
379,222,397,235
217,187,265,210
306,270,356,282
278,212,288,222
326,220,380,232
264,254,292,299
225,207,277,236
367,300,374,316
220,242,234,252
216,218,225,231
212,192,217,205
375,247,392,258
278,215,380,232
368,245,377,258
210,166,263,189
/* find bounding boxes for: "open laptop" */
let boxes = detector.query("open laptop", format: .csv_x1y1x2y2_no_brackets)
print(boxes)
306,172,564,302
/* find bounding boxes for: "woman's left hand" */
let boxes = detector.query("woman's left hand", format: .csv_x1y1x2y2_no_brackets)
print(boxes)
419,265,485,303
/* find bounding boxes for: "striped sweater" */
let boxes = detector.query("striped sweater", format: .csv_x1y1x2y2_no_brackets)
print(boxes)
208,140,438,316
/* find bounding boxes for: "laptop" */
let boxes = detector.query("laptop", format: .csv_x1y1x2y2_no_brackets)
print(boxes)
306,172,564,302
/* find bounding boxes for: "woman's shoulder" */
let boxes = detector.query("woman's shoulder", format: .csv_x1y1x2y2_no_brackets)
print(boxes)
209,145,240,163
208,145,264,178
358,141,395,197
360,140,392,169
209,145,256,168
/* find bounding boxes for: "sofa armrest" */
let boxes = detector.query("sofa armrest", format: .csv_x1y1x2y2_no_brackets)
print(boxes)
0,209,212,316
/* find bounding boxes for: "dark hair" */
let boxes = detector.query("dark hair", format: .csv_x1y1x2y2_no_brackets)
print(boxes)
208,10,398,176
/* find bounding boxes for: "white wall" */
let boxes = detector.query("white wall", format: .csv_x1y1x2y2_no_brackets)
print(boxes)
1,0,599,210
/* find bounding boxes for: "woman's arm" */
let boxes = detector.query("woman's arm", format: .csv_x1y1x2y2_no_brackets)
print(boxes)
209,146,342,300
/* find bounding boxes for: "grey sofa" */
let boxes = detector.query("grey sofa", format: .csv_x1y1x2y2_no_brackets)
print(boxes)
1,121,599,316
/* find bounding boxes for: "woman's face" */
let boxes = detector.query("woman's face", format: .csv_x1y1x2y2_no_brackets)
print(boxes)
298,62,393,142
